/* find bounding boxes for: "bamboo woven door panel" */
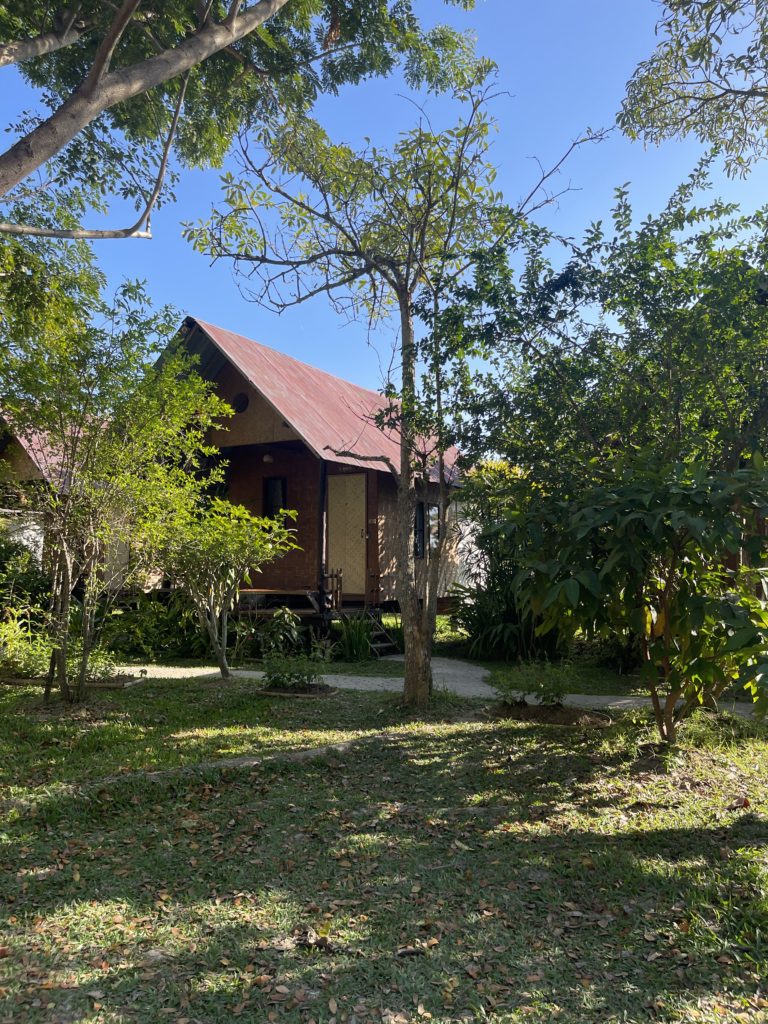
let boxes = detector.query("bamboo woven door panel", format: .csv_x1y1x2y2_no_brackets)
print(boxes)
327,474,367,594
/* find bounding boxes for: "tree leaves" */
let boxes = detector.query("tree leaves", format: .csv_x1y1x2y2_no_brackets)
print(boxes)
620,0,768,175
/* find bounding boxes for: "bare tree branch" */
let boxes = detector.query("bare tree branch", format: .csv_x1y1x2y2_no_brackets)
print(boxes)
324,446,398,477
516,128,609,216
83,0,142,95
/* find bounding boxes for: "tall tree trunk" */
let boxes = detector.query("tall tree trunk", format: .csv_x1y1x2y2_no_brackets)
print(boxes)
419,350,451,681
43,651,56,702
76,576,98,702
44,551,64,702
397,292,432,708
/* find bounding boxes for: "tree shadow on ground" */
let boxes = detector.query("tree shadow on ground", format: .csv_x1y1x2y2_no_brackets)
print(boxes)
0,680,488,790
2,715,767,1023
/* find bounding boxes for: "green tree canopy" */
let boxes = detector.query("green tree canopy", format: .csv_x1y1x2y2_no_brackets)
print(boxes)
620,1,768,175
162,498,297,679
455,166,768,486
0,240,231,701
445,170,768,740
0,0,479,233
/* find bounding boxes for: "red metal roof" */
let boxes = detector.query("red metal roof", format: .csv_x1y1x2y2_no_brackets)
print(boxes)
189,318,458,478
0,419,65,488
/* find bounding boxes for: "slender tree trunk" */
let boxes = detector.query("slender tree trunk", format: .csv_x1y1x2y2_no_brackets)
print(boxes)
396,292,432,708
49,544,73,702
202,603,231,679
44,551,63,702
43,651,56,702
76,579,98,702
420,351,451,680
662,694,677,745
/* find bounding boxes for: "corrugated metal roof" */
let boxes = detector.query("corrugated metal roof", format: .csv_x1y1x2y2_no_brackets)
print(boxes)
189,317,458,479
0,418,63,487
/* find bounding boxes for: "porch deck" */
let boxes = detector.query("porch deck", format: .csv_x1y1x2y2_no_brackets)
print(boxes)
236,568,350,618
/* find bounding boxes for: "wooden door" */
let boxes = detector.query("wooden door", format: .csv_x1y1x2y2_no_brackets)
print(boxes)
327,473,367,594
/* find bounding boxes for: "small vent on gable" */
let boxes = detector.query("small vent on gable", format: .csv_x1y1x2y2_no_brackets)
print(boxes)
231,392,249,414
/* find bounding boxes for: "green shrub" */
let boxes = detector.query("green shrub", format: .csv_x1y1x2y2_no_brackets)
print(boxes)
103,590,207,661
262,653,321,691
67,642,116,682
259,606,302,656
492,662,568,706
453,579,565,662
309,629,335,662
0,610,50,678
334,614,373,661
0,529,49,609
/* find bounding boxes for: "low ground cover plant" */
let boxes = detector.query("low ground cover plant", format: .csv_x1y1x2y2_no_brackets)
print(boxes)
104,590,208,662
262,652,323,691
334,614,374,662
0,609,50,678
498,661,568,706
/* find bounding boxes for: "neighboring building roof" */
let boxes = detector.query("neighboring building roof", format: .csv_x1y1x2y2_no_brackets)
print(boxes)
0,419,62,487
185,317,458,479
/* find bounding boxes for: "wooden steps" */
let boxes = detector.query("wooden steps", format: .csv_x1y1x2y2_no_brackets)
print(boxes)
365,611,399,659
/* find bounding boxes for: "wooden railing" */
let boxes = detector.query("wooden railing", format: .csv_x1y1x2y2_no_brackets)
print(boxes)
322,568,343,612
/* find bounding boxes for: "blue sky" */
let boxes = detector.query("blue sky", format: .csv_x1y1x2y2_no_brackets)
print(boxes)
2,0,765,389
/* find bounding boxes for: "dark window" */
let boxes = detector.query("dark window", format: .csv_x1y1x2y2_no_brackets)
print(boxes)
428,504,441,551
264,477,287,518
232,392,249,414
414,501,426,559
415,502,440,558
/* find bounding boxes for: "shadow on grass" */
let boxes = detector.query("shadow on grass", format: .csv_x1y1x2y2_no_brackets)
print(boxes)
1,680,475,789
2,714,767,1023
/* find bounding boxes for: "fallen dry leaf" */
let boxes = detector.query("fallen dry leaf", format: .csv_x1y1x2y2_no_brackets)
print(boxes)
727,796,750,810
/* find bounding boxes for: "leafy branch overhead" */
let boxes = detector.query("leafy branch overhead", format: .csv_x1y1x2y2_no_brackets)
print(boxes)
621,0,768,174
0,1,481,235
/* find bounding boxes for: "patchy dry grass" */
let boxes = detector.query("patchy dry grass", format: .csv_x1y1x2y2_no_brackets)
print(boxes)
1,681,767,1024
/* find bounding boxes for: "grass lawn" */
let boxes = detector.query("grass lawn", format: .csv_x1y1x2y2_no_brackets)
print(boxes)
482,661,645,698
1,681,767,1024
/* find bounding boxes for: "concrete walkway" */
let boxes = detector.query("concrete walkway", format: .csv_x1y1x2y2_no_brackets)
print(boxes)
117,656,494,698
119,658,756,718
